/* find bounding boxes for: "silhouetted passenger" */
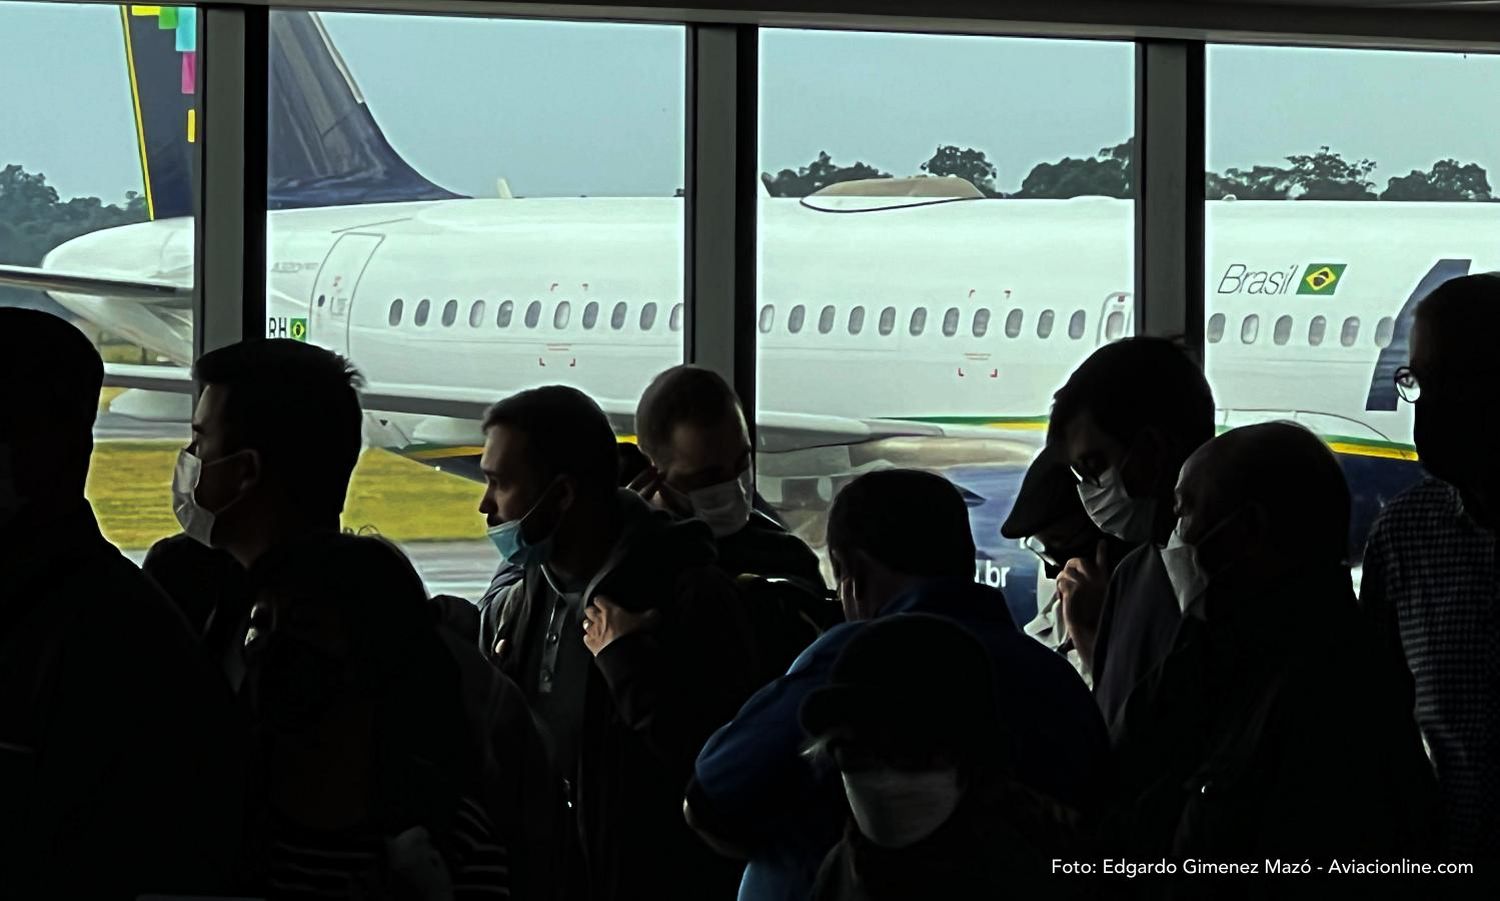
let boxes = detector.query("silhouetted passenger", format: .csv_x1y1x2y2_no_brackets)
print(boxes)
247,533,508,898
805,614,1081,901
688,469,1106,901
149,338,364,687
1362,273,1500,863
1000,445,1131,681
1110,423,1438,888
1047,337,1215,734
476,385,756,901
0,309,247,897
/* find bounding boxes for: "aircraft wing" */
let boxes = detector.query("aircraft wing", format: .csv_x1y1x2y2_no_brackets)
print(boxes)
105,362,193,393
0,264,192,306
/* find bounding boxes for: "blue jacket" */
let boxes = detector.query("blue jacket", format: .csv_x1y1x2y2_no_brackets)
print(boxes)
688,578,1110,901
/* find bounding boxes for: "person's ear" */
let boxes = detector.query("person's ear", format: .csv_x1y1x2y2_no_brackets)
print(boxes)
235,449,263,495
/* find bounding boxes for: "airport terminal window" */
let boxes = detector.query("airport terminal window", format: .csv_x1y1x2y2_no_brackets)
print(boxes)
1308,315,1327,347
788,304,806,334
468,300,486,328
611,302,628,330
910,308,928,337
639,302,658,331
759,305,776,333
849,306,867,335
390,299,404,326
1273,314,1293,346
0,2,202,553
415,299,432,327
1068,310,1088,340
1240,314,1260,344
442,299,459,327
819,305,837,334
554,301,572,329
525,301,542,329
757,28,1134,604
1340,316,1360,347
583,301,599,330
497,300,514,328
1037,309,1055,339
670,303,683,332
1206,312,1226,344
1375,316,1396,348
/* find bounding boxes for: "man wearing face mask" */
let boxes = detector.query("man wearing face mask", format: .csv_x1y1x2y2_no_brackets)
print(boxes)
1361,274,1500,867
475,385,756,901
1046,337,1215,735
1108,423,1438,882
686,469,1106,901
0,309,247,897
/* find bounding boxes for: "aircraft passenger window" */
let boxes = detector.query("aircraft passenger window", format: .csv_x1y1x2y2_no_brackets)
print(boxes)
1273,315,1292,346
555,302,572,329
441,300,459,328
1005,309,1023,339
1068,310,1086,340
909,308,928,337
640,302,659,331
849,306,866,335
1206,313,1225,344
670,303,683,332
941,307,960,337
497,300,514,328
583,301,599,330
972,309,991,338
819,305,836,334
1037,310,1055,339
525,301,542,329
1308,315,1327,347
1340,316,1360,347
1240,314,1260,344
759,305,776,334
317,294,326,309
611,302,628,330
389,299,404,327
788,305,806,334
878,307,896,336
415,299,431,327
1105,311,1126,341
469,300,487,329
1375,316,1396,348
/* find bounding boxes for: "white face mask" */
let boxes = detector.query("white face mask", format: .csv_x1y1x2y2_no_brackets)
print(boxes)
0,442,23,528
173,449,252,548
841,767,963,849
1160,523,1209,614
687,469,753,538
1077,466,1157,542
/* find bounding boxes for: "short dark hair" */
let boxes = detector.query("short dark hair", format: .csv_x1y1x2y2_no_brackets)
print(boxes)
635,365,740,462
1415,273,1500,371
1048,337,1215,459
484,385,618,502
826,469,975,580
194,339,363,518
1215,422,1352,566
0,309,103,435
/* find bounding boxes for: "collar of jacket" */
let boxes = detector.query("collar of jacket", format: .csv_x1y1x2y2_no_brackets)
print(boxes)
883,577,1019,632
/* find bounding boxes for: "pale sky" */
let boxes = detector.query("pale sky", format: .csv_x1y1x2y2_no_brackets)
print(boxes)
5,3,1500,202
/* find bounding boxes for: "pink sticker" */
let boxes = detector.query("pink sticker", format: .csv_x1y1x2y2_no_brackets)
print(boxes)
181,51,196,94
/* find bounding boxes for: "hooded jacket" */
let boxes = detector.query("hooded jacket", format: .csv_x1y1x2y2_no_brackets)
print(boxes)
479,489,757,901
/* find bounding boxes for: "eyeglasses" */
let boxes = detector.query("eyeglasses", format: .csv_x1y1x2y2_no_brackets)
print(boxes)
1069,465,1103,489
1022,535,1059,568
1393,366,1421,404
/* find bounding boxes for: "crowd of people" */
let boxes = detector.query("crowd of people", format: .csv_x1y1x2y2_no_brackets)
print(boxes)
0,272,1495,900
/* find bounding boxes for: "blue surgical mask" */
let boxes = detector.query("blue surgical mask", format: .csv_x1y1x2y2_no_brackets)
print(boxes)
487,481,560,567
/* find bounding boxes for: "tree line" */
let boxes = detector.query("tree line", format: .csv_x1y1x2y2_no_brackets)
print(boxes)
762,140,1495,202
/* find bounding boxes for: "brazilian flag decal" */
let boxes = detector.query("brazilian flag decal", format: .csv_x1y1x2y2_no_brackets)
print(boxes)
290,318,309,342
1298,264,1347,295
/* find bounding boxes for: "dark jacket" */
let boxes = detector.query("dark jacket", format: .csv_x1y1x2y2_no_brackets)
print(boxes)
690,578,1109,901
1107,564,1441,899
143,531,252,688
1092,543,1181,737
717,510,826,590
479,489,757,901
0,506,249,898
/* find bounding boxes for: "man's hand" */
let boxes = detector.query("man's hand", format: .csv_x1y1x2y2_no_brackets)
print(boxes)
582,595,657,656
1056,540,1111,673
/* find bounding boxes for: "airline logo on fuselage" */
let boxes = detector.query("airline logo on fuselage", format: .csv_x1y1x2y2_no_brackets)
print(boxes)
1217,263,1347,296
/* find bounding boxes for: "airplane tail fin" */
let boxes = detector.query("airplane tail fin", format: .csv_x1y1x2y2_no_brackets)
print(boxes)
120,6,464,219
